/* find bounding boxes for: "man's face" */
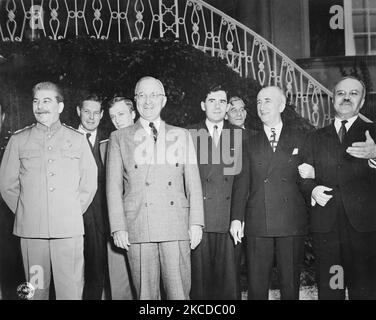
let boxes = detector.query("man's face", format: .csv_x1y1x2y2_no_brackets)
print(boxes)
333,78,365,120
33,89,64,127
0,104,4,133
257,87,285,127
76,100,103,132
109,101,135,130
135,78,166,122
201,90,228,123
227,100,247,127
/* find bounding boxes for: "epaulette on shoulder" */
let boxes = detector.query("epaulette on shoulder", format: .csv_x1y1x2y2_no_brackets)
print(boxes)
13,123,36,135
62,123,84,135
99,139,109,144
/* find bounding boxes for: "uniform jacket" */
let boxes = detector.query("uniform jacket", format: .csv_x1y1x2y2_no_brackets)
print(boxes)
301,116,376,233
231,124,309,237
0,121,98,238
106,119,204,243
187,120,243,233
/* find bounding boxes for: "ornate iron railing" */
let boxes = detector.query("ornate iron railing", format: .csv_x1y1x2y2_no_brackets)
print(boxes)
0,0,334,127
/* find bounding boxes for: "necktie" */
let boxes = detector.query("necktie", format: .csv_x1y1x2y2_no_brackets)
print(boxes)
338,120,348,144
270,128,277,152
149,122,158,143
86,133,93,149
213,125,220,147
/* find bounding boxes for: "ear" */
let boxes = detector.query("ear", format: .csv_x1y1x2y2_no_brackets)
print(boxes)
279,96,286,113
161,96,167,109
100,109,104,120
359,97,365,110
76,106,81,117
131,110,136,120
200,101,206,112
58,102,65,114
244,110,247,119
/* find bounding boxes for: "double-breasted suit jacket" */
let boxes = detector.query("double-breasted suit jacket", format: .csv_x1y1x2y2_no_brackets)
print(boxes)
231,125,309,237
301,117,376,233
106,120,204,243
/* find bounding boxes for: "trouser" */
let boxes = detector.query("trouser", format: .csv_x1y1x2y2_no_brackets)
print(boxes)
107,238,134,300
20,236,84,300
191,232,239,300
82,218,108,300
313,204,376,300
128,241,191,300
246,235,305,300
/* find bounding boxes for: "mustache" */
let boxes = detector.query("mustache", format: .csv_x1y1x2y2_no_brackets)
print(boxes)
35,110,50,114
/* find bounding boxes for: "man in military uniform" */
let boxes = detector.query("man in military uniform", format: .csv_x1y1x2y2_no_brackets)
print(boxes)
0,82,98,300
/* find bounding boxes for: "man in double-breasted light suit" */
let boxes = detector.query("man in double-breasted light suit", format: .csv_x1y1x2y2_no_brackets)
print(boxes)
106,76,204,300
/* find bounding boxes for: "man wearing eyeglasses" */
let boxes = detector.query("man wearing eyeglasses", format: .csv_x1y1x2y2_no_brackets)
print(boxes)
106,76,204,300
76,94,109,300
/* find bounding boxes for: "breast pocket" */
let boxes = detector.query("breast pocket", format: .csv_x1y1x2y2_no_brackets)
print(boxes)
61,149,81,177
19,149,41,171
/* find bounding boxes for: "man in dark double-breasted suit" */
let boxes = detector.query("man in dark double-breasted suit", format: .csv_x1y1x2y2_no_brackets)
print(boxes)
77,94,109,300
231,86,310,300
300,77,376,299
189,85,243,300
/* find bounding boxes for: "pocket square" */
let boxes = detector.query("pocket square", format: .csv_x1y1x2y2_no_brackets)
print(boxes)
292,148,299,155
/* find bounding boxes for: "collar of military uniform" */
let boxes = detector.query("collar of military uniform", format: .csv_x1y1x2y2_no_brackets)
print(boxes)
36,119,62,133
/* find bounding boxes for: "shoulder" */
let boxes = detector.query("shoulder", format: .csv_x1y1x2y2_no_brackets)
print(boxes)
62,123,84,136
13,123,36,137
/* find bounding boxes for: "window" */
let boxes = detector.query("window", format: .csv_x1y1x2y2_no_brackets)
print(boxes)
345,0,376,55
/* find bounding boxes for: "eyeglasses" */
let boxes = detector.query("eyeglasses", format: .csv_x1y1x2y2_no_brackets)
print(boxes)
135,92,165,102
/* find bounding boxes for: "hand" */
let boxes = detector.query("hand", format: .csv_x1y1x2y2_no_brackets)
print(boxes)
113,230,130,251
230,220,243,245
346,130,376,159
312,186,333,207
189,225,203,250
298,163,315,179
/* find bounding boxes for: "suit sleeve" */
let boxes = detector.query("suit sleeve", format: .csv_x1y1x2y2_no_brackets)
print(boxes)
106,131,128,233
230,130,250,222
79,136,98,214
184,130,205,228
299,132,319,202
0,135,20,213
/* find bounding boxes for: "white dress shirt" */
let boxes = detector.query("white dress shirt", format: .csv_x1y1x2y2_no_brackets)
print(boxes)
205,119,224,138
78,125,97,146
140,117,161,136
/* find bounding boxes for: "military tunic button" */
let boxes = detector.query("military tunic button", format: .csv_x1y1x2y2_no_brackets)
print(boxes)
135,165,138,169
170,201,174,205
49,187,55,192
48,159,53,163
48,172,55,177
47,146,52,151
47,135,52,139
145,182,150,186
168,181,172,186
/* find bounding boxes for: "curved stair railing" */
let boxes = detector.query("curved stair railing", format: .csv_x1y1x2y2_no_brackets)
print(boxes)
0,0,334,127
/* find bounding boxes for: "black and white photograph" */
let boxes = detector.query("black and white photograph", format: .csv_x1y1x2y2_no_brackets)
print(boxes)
1,0,376,308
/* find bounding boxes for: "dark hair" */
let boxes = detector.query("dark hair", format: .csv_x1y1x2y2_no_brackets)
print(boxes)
78,93,104,111
108,97,134,112
202,84,228,102
32,81,64,102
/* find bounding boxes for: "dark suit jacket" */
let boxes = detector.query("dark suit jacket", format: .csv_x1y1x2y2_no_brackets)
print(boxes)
188,120,244,233
84,129,108,235
301,117,376,233
231,124,309,237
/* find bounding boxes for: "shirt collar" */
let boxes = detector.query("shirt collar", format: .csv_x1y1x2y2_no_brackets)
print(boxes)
78,124,97,143
139,117,161,135
263,121,283,138
334,115,358,133
205,119,224,137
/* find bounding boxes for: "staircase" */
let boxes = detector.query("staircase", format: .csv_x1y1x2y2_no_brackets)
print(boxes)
0,0,334,127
